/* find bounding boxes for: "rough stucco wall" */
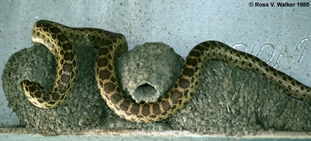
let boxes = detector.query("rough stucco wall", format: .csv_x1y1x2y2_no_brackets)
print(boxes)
1,0,310,129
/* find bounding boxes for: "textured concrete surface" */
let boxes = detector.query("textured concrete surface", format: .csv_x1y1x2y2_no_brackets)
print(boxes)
1,0,311,140
1,130,311,141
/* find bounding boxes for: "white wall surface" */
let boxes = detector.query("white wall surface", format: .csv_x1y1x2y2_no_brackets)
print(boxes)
0,0,310,127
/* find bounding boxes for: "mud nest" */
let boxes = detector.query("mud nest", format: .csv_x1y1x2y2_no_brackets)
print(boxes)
2,42,311,136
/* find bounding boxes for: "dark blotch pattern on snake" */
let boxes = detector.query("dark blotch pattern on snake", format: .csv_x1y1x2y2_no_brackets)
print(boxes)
22,20,311,123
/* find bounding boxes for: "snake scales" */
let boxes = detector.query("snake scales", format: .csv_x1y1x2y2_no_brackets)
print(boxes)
22,20,311,123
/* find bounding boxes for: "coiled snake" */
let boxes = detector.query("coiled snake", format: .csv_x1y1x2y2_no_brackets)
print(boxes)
22,20,311,123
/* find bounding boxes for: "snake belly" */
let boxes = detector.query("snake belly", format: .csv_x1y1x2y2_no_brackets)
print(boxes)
22,20,311,122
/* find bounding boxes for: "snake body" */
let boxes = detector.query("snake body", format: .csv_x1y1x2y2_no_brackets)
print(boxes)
23,20,311,122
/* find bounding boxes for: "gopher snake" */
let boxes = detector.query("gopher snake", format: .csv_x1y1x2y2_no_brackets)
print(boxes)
22,20,311,123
